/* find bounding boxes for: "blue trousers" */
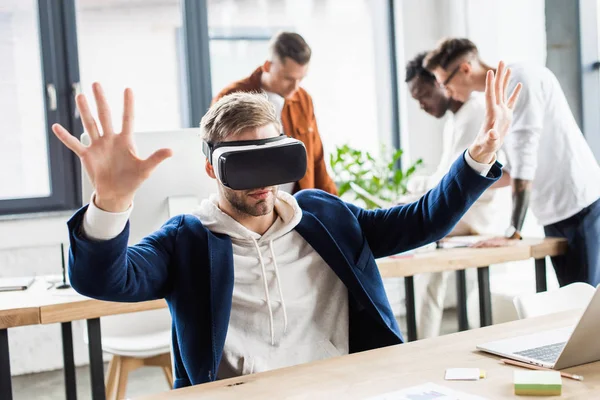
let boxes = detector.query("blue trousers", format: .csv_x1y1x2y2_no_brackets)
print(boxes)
544,198,600,287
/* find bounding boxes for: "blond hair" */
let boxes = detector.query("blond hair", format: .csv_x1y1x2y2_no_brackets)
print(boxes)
200,92,281,143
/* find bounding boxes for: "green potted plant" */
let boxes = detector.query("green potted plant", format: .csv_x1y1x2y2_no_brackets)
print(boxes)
330,144,423,209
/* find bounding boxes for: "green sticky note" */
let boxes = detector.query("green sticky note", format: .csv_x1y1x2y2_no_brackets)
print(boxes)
514,370,562,396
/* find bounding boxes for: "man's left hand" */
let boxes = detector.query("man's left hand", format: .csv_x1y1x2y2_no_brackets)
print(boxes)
468,61,523,164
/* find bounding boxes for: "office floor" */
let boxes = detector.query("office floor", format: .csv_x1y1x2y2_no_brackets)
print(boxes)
12,310,458,399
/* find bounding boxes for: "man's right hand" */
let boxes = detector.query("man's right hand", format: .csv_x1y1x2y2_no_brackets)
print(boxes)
52,83,172,212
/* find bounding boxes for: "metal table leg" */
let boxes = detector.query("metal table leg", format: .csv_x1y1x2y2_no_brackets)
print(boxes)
87,318,105,400
61,322,77,400
456,270,469,331
404,276,417,341
535,258,548,292
478,266,492,327
0,329,12,400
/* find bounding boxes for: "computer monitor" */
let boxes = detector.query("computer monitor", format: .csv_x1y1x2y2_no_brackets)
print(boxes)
81,129,216,244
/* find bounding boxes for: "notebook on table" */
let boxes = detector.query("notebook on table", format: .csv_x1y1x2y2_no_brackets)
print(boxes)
0,276,35,292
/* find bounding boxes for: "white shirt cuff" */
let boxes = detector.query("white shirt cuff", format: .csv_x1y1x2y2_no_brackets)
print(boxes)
464,150,495,177
82,192,132,241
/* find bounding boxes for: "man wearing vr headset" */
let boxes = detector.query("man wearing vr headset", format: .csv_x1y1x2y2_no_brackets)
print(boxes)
212,31,338,195
53,62,520,389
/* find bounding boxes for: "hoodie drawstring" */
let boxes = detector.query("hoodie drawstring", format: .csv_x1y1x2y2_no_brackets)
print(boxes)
251,238,288,346
269,240,288,335
252,238,276,345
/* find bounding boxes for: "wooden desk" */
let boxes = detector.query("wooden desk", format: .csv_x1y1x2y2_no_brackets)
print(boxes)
377,238,566,277
376,237,568,341
137,312,598,400
0,277,166,400
0,307,40,330
0,294,40,400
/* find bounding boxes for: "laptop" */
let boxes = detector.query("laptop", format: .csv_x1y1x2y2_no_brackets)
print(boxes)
477,285,600,369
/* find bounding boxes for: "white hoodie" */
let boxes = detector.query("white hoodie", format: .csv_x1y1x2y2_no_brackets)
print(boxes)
193,191,349,378
82,190,349,379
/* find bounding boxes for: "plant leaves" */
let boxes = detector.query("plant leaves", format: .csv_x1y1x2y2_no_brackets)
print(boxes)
330,144,423,208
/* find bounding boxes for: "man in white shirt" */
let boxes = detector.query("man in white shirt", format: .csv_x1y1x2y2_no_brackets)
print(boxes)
405,52,509,337
426,38,600,287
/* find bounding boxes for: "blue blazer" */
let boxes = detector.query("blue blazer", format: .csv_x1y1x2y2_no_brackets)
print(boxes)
66,155,501,388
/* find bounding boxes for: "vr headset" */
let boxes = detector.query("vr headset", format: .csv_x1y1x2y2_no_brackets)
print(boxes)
202,134,307,190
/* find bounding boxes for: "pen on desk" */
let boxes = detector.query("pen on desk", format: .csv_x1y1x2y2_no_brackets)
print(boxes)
500,358,584,381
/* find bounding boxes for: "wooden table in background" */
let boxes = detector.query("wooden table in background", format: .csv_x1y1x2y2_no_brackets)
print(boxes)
376,237,568,341
0,278,166,400
137,311,599,400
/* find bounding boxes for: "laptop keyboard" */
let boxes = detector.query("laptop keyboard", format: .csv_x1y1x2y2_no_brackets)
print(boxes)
514,342,567,363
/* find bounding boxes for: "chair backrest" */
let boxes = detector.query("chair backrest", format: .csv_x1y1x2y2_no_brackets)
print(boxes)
513,282,596,319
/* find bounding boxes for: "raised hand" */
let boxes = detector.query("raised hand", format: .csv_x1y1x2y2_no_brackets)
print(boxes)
52,83,172,212
468,61,523,164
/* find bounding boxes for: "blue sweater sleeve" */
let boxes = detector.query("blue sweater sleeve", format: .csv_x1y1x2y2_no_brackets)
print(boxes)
66,205,181,302
347,154,502,258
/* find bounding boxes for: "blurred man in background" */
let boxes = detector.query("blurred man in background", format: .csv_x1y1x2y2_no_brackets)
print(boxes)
405,52,509,338
425,38,600,287
213,31,337,195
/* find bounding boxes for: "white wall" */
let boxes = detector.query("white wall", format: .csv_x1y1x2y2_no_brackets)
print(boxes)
465,0,547,66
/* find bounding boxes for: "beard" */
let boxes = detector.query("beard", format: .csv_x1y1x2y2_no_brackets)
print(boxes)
222,186,277,217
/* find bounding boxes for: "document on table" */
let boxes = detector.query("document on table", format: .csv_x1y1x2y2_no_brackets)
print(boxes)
366,382,488,400
437,235,491,249
0,276,35,292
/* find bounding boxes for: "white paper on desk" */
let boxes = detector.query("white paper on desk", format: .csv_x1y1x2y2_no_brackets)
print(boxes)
445,368,481,381
366,382,488,400
437,235,491,249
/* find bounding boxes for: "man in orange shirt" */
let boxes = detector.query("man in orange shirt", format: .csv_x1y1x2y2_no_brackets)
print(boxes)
212,32,337,195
